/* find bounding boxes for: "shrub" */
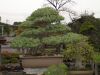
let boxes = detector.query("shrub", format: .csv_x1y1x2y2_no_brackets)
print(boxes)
1,51,20,64
44,64,68,75
93,53,100,63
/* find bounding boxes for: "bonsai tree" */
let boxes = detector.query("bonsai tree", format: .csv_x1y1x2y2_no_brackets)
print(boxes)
11,7,71,55
1,51,20,64
44,64,68,75
63,33,94,69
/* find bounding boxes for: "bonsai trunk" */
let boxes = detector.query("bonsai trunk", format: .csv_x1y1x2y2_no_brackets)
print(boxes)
22,48,25,54
75,58,84,70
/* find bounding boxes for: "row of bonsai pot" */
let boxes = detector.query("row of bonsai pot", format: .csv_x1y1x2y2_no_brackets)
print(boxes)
0,55,97,75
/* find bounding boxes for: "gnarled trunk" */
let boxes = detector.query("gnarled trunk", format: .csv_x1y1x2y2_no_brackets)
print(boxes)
75,58,84,70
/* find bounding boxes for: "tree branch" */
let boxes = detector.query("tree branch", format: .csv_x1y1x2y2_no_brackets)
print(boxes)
47,0,57,10
60,7,77,16
58,0,71,10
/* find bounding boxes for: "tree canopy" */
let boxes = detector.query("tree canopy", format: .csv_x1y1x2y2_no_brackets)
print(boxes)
11,7,71,55
68,14,100,51
27,7,64,23
63,33,94,69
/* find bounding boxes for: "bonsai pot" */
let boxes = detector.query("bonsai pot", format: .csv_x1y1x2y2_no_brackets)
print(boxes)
68,70,93,75
20,56,63,68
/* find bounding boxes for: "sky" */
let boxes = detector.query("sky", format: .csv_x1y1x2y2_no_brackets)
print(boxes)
0,0,100,24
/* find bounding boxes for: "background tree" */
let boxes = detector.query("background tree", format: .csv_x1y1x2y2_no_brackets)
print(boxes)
46,0,72,11
13,22,22,25
0,22,11,36
46,0,77,21
68,13,100,52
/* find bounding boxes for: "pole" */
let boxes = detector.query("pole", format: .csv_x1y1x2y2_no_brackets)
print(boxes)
95,64,98,75
0,45,1,65
1,25,4,36
0,44,3,75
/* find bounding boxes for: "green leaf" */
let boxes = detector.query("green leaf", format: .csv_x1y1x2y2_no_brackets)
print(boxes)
20,28,45,37
63,32,88,44
44,64,68,75
11,37,41,48
46,24,71,33
42,36,63,45
27,7,64,24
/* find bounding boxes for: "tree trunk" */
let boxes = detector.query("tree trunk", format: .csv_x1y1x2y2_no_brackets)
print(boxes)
22,49,24,54
95,64,98,75
75,59,84,70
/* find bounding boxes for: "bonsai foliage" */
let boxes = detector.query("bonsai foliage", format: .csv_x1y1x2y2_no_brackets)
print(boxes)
46,24,71,33
11,7,71,55
42,35,62,45
62,32,88,44
11,37,41,48
27,7,64,23
63,33,94,69
20,28,45,37
44,64,68,75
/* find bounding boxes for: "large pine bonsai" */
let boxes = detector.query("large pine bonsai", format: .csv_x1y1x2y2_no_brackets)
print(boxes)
11,7,94,70
11,7,71,55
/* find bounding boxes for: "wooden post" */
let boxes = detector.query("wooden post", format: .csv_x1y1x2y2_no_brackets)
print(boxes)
91,61,95,73
0,45,1,66
1,25,4,36
95,63,98,75
0,44,3,75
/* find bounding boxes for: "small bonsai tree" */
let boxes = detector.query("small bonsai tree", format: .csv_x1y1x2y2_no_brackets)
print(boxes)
44,64,68,75
1,51,20,64
63,33,94,70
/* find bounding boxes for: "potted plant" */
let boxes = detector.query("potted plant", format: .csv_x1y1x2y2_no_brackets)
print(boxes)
63,33,94,75
43,64,68,75
11,7,71,68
